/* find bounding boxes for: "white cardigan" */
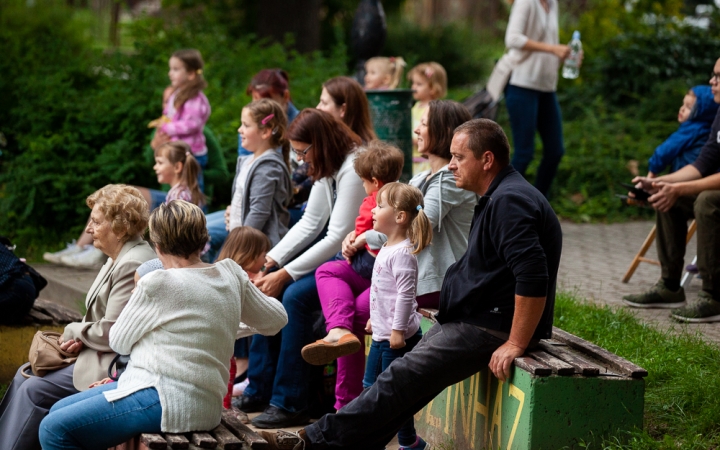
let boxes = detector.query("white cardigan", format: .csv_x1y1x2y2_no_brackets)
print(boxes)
505,0,560,93
266,151,365,280
104,259,288,433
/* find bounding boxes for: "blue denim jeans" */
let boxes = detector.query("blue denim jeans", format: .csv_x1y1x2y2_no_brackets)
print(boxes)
363,330,422,447
39,383,162,450
206,209,229,262
245,271,320,413
504,84,565,197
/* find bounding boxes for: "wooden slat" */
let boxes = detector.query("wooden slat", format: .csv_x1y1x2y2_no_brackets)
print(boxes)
418,308,438,320
528,350,575,376
165,433,190,449
221,409,268,449
139,434,167,449
212,424,243,450
190,432,217,449
28,308,53,324
513,356,552,376
552,327,648,378
33,298,83,323
537,342,600,376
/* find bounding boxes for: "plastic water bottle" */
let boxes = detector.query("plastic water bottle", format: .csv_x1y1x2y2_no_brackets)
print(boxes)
562,30,582,79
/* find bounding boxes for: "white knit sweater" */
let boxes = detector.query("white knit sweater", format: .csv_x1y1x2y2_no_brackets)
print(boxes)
104,259,288,433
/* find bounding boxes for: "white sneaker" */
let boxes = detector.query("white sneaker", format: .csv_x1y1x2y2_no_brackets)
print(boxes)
61,245,107,269
232,378,250,397
43,241,82,264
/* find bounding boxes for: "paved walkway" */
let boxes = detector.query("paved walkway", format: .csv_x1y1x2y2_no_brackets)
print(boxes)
558,220,720,344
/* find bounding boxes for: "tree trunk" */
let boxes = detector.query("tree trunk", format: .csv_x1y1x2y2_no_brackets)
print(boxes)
256,0,321,53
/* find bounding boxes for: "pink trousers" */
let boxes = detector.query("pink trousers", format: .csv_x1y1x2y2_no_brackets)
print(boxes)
316,260,440,410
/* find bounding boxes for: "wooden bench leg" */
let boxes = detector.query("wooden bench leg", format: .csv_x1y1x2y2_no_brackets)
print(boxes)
622,225,656,283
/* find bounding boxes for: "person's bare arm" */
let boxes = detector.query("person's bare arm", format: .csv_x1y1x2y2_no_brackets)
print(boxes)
633,164,703,191
648,172,720,212
522,40,570,59
488,295,546,381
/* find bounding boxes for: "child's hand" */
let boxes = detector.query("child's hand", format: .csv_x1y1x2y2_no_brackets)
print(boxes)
151,130,170,151
390,330,406,349
224,206,232,231
365,319,372,334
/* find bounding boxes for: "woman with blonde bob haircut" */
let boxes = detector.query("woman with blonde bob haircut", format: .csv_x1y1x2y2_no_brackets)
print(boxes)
0,184,156,450
39,200,288,449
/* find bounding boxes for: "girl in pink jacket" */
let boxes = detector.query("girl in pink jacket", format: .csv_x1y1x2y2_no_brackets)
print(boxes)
152,49,211,170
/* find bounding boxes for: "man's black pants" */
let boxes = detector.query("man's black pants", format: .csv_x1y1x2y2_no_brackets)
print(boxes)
305,322,505,450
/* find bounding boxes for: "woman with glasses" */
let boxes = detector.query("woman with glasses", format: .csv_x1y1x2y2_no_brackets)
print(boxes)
236,108,366,429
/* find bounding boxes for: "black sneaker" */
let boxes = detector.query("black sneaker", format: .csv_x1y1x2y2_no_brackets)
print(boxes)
671,291,720,323
232,394,268,413
622,280,686,309
251,405,311,429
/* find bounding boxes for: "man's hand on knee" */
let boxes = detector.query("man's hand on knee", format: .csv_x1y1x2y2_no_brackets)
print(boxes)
489,341,525,381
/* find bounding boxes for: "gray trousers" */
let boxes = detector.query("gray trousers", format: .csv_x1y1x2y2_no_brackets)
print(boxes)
305,322,505,450
656,190,720,297
0,364,78,450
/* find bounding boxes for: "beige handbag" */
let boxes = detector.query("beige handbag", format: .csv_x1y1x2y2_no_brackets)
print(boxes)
21,331,78,378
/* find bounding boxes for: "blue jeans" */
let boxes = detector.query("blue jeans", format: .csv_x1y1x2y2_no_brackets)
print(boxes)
39,383,162,450
363,330,422,447
245,271,320,413
206,209,229,262
504,84,565,197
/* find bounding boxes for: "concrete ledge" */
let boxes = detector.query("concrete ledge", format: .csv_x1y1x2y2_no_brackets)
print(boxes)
31,264,98,313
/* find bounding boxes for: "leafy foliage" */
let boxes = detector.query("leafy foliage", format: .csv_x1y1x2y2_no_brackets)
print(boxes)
0,3,347,258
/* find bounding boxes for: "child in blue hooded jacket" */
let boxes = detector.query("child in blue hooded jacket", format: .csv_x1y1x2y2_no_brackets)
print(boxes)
648,85,719,176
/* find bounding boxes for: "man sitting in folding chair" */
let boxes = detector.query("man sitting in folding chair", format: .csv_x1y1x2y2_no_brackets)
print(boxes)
622,58,720,323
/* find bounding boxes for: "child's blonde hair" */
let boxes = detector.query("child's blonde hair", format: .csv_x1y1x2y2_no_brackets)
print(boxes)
407,62,448,99
243,98,290,171
170,49,207,110
217,226,272,271
366,56,407,89
154,141,205,207
377,182,432,254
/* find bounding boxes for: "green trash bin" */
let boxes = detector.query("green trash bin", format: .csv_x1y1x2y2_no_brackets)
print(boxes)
366,89,414,182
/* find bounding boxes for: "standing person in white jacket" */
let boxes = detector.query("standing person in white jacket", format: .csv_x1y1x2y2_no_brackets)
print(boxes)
38,200,288,450
241,109,366,429
504,0,574,197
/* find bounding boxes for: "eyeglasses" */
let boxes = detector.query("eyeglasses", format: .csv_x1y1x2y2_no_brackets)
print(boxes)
292,143,312,156
711,72,720,83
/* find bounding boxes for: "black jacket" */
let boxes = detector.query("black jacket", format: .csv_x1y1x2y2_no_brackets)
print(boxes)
692,107,720,177
437,166,562,340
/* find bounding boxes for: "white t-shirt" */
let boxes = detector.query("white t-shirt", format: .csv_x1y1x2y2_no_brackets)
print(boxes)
369,238,421,341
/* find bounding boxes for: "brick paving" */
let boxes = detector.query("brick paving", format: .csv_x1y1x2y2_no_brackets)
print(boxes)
558,220,720,345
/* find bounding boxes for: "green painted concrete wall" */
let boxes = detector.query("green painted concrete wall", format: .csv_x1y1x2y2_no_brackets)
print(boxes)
412,317,645,449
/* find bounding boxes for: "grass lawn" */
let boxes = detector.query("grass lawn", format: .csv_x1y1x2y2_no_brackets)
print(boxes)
555,293,720,449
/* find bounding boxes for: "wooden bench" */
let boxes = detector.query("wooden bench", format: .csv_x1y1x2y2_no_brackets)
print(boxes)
411,308,647,449
108,408,269,450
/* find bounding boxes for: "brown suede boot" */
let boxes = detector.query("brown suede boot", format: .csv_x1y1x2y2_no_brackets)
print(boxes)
259,429,310,450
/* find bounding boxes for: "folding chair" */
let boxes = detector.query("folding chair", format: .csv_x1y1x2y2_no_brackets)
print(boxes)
622,220,696,283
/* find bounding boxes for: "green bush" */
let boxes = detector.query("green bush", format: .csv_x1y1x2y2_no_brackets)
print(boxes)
0,3,347,259
382,17,503,88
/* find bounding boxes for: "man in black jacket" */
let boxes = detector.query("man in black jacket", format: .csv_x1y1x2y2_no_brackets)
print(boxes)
623,58,720,323
265,119,563,450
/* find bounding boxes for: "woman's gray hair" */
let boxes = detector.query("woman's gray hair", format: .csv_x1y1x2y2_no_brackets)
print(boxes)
86,184,149,241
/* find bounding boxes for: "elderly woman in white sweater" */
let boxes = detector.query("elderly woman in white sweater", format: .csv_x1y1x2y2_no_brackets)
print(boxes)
238,108,366,429
38,200,288,450
503,0,576,197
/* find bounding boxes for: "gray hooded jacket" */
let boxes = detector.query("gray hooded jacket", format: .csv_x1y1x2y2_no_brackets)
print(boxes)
232,150,292,247
366,166,477,296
